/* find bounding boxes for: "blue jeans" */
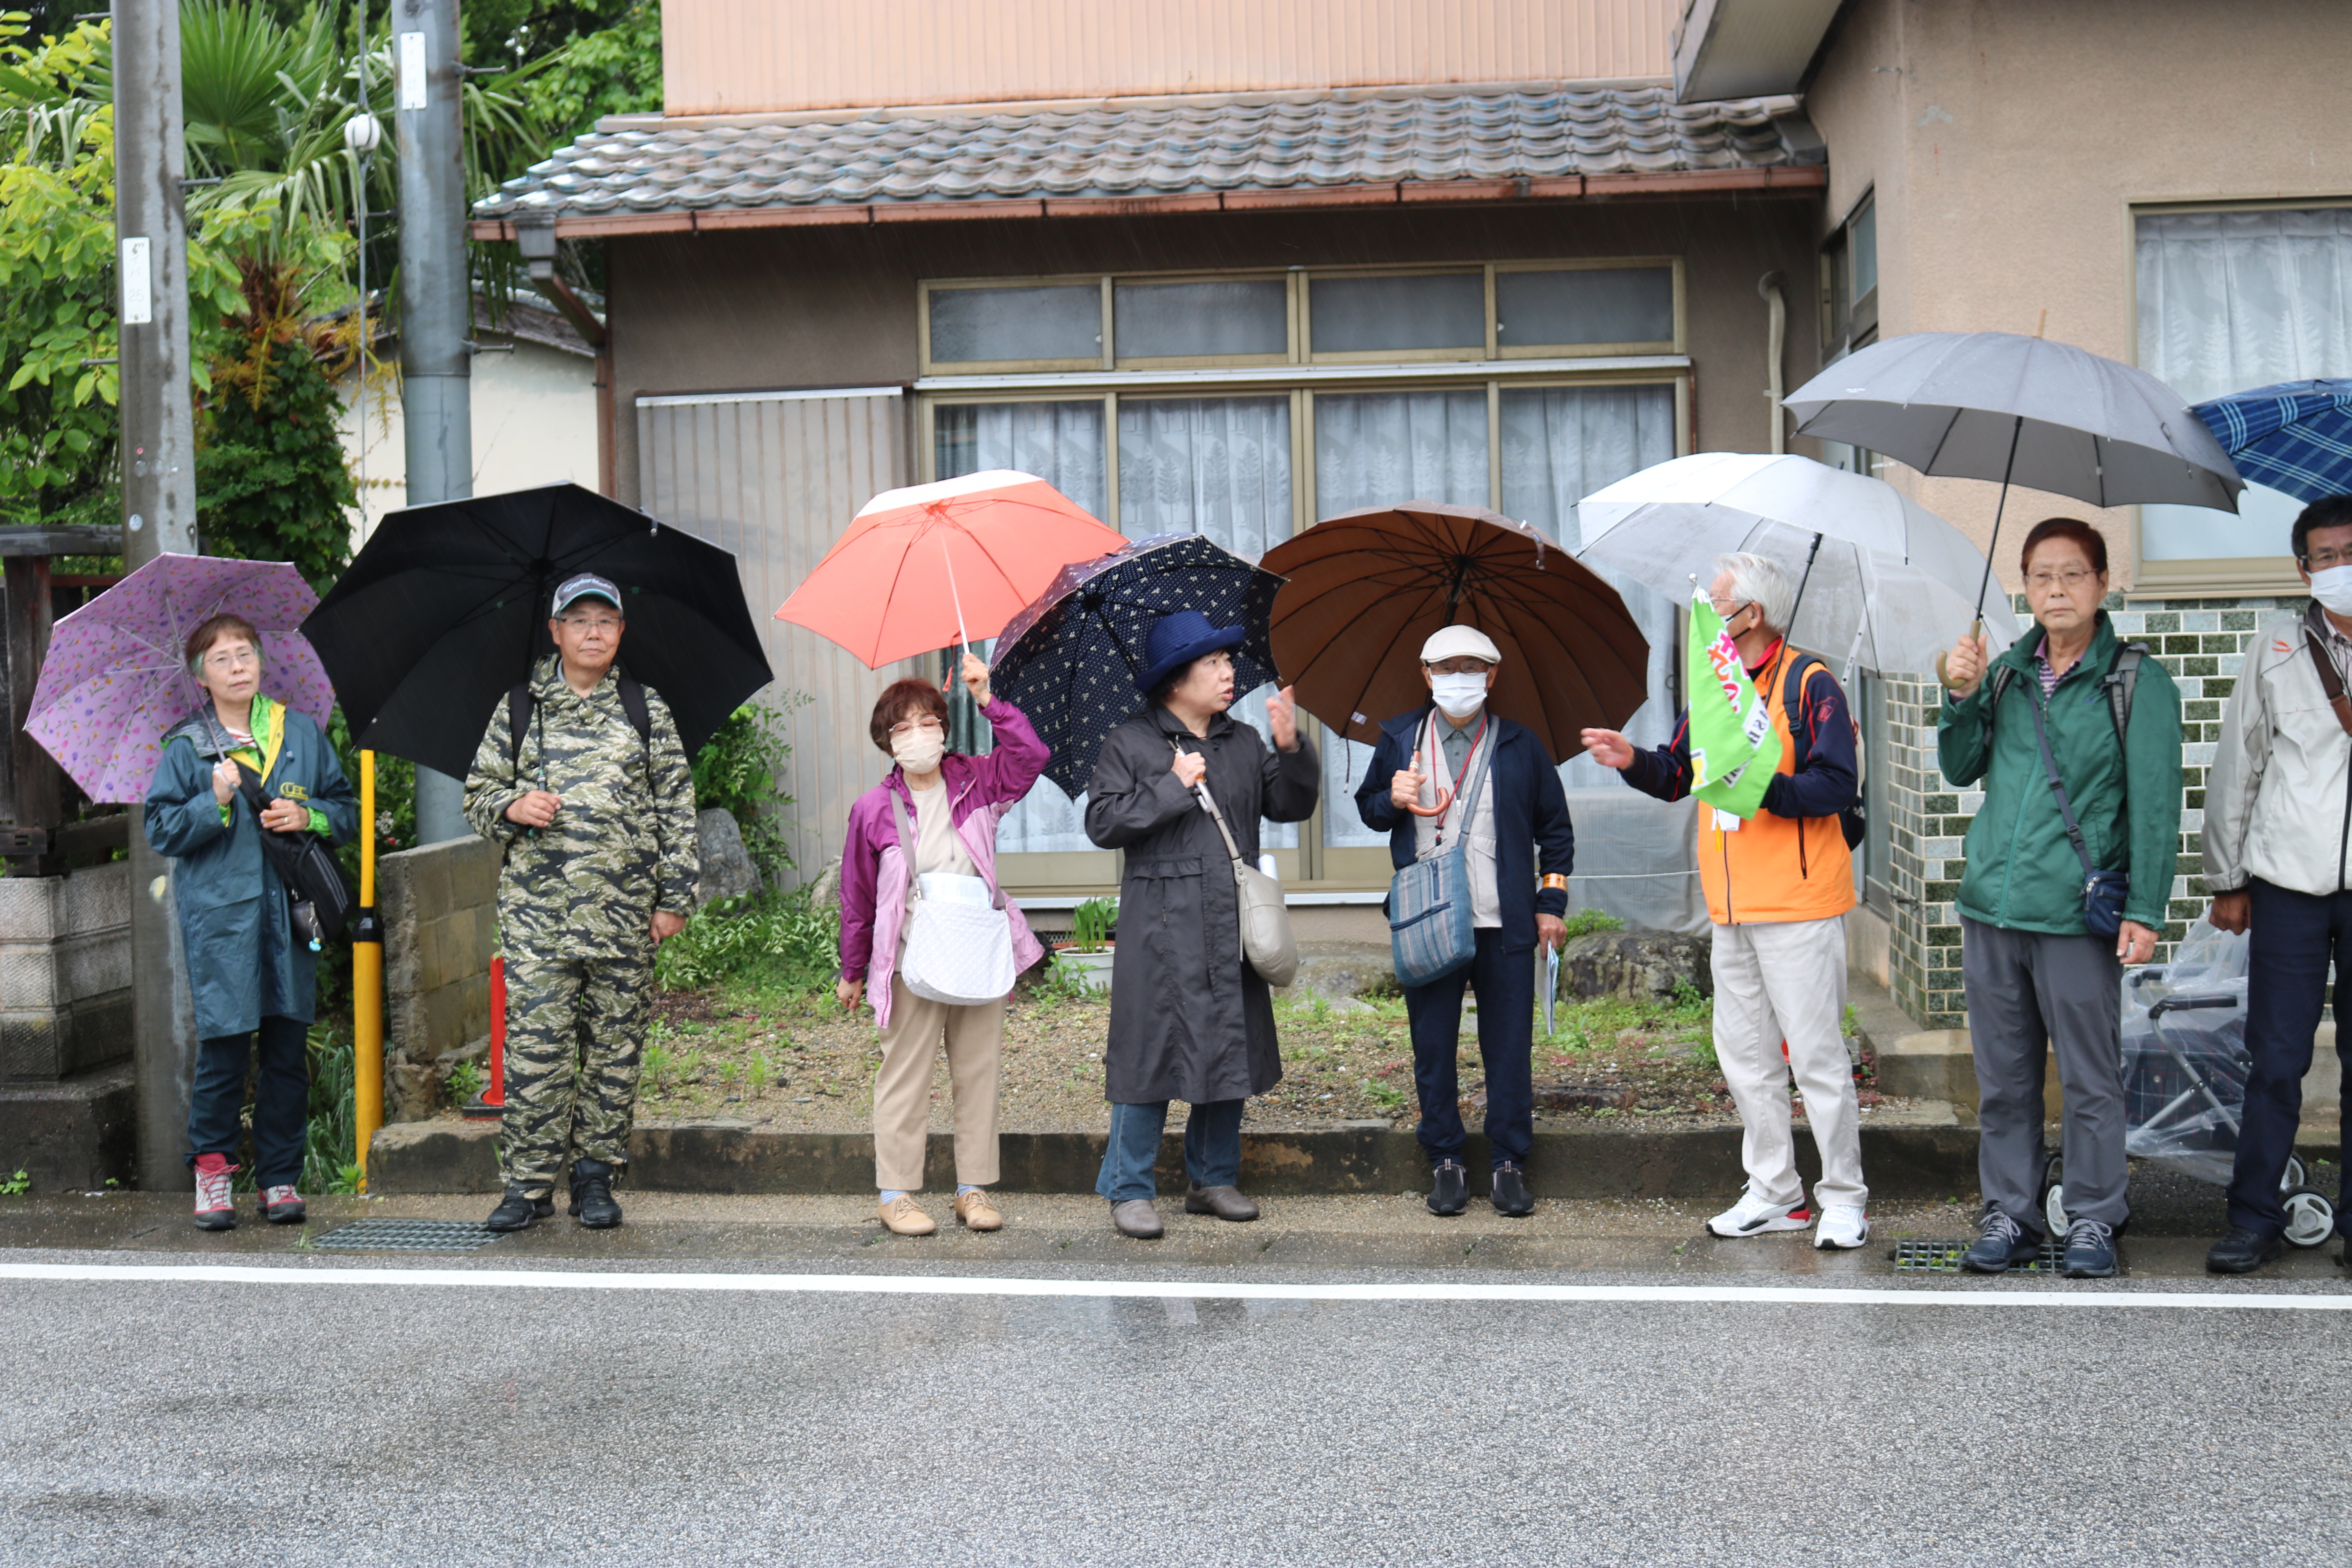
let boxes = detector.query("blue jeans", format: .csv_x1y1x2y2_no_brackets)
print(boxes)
1404,926,1535,1169
2226,878,2352,1235
1095,1099,1243,1203
186,1014,310,1189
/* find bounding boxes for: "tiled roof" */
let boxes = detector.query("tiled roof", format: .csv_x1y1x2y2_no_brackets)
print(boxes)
474,83,1811,227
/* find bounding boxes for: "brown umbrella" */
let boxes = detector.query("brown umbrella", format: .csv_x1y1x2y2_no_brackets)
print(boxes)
1261,501,1649,764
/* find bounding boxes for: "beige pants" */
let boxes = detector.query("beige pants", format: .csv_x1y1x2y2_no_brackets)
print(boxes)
1711,913,1867,1210
872,973,1004,1191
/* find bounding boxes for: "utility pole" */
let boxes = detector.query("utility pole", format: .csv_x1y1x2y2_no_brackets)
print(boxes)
395,0,471,845
112,0,201,1190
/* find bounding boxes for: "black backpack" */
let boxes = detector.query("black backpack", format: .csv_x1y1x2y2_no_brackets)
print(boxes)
1780,651,1867,850
505,670,654,768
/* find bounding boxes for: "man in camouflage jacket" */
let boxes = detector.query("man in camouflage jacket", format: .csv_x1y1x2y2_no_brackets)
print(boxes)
465,572,699,1230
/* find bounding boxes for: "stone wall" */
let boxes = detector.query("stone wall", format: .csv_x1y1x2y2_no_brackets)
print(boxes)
0,865,131,1080
379,835,499,1122
1881,594,2296,1028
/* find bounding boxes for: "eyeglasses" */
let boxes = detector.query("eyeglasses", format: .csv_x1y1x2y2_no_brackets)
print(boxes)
201,646,259,670
2303,547,2352,572
1424,658,1494,676
2025,568,2099,592
560,613,622,631
888,717,944,738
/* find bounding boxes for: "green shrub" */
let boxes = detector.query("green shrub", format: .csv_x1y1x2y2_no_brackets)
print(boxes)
655,883,839,993
1070,896,1117,953
301,1022,363,1196
1560,908,1626,938
690,701,800,886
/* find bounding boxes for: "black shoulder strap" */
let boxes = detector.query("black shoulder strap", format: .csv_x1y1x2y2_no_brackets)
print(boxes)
1987,663,2017,714
1780,651,1824,772
2102,642,2146,753
505,682,533,765
617,671,652,750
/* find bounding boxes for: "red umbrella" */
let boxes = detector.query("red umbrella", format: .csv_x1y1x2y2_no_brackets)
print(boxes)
777,470,1125,668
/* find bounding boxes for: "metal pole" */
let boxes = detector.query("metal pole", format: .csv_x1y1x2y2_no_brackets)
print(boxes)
396,0,471,845
113,0,203,1191
353,752,383,1186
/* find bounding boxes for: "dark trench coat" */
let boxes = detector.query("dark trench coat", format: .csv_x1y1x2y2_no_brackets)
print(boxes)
1084,702,1320,1105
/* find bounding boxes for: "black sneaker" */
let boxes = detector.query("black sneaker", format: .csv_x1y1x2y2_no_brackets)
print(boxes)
1959,1207,2042,1274
485,1187,552,1232
2206,1226,2285,1275
1490,1163,1534,1217
2060,1216,2118,1279
1427,1159,1468,1216
569,1159,622,1229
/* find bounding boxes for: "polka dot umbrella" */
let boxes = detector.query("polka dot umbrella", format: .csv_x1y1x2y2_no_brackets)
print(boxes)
25,553,335,803
988,533,1285,797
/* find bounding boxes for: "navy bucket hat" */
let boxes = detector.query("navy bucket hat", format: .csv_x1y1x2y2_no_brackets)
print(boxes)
1136,609,1245,696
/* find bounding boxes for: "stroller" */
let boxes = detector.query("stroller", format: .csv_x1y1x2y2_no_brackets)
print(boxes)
2039,923,2337,1248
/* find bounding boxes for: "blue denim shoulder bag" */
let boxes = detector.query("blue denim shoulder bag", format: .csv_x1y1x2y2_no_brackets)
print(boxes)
1386,728,1497,988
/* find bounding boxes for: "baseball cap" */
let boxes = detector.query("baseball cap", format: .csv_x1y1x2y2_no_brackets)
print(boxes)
1420,624,1502,665
552,573,623,616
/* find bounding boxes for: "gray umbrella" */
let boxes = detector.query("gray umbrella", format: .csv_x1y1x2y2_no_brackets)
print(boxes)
1785,331,2245,634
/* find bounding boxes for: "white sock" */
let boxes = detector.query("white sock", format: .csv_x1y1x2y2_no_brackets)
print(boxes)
879,1190,907,1204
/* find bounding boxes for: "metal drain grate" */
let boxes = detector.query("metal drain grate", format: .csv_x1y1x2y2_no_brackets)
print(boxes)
1893,1237,2068,1274
314,1218,503,1253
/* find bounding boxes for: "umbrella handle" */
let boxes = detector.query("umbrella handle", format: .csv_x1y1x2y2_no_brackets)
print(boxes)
1402,747,1454,817
1935,619,1985,691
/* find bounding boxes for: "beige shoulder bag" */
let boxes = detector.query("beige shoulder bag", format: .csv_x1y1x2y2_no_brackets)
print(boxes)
1176,739,1299,988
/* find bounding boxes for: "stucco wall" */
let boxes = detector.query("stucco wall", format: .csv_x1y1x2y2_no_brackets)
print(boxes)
1804,0,2352,593
604,197,1824,507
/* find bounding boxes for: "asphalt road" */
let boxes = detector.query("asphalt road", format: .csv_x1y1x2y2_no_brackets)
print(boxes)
3,1236,2350,1567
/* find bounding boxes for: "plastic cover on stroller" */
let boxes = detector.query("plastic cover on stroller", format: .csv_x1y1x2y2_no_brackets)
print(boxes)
2121,923,2253,1185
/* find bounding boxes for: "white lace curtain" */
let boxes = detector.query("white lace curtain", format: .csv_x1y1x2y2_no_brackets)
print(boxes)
2137,207,2352,561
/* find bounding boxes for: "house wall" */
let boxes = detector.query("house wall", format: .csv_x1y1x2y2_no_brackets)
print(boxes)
661,0,1678,117
605,197,1825,506
1804,0,2352,1022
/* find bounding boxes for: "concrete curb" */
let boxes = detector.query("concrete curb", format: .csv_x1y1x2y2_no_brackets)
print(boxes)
369,1114,2002,1200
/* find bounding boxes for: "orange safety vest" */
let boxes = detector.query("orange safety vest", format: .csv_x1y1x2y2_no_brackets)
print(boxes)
1696,649,1856,926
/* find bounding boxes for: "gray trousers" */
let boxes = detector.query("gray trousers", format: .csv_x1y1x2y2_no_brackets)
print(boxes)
1959,916,2128,1230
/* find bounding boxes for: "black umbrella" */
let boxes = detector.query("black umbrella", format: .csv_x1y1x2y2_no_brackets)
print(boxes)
989,533,1283,797
302,484,771,777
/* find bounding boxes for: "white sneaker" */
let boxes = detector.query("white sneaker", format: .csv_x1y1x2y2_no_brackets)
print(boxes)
1706,1191,1812,1238
1814,1204,1870,1250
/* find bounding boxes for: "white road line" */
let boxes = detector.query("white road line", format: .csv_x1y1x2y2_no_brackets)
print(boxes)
0,1261,2348,1309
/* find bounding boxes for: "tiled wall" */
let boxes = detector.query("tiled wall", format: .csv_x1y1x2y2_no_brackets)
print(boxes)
1878,594,2303,1029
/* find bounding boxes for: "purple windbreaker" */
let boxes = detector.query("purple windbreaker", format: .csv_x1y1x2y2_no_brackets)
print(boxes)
837,696,1049,1028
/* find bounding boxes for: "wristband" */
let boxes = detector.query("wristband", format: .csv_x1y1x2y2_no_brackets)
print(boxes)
1539,873,1570,892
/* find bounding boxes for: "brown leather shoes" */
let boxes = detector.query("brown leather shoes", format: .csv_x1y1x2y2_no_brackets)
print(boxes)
1111,1199,1163,1238
1184,1185,1260,1221
878,1195,937,1236
954,1189,1002,1231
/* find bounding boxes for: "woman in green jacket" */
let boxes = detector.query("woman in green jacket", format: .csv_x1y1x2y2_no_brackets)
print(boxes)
1938,518,2181,1279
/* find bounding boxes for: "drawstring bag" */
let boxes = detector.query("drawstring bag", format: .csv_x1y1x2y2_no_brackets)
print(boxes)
890,789,1016,1006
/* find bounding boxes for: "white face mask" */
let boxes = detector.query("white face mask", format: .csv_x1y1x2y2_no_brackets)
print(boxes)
1429,671,1490,720
891,728,946,775
2310,564,2352,616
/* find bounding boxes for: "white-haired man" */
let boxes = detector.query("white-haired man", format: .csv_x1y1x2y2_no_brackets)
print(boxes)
1582,553,1870,1250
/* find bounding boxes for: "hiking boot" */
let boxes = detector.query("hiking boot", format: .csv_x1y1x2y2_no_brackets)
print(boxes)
2060,1217,2118,1279
1427,1159,1468,1217
260,1185,307,1225
1490,1163,1534,1218
485,1187,552,1232
568,1160,622,1229
2206,1226,2285,1275
192,1152,236,1232
1960,1207,2041,1273
1706,1190,1810,1238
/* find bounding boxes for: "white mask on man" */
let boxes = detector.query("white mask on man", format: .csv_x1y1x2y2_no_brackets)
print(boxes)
891,728,946,774
2310,564,2352,617
1429,672,1490,720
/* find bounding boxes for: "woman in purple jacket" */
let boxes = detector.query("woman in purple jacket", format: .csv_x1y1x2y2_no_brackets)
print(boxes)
837,653,1047,1236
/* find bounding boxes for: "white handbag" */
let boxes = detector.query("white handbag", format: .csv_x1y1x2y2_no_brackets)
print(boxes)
891,790,1017,1007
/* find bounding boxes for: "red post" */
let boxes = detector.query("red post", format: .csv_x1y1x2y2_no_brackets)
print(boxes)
487,954,506,1106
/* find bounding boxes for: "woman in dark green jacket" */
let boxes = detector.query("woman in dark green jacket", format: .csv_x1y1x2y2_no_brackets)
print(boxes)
1938,518,2181,1280
144,613,356,1232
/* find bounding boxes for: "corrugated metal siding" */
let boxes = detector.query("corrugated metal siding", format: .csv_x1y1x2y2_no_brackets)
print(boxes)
662,0,1677,117
637,390,913,884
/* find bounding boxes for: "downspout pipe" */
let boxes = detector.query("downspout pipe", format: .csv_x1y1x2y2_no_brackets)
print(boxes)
515,218,613,497
1758,271,1787,456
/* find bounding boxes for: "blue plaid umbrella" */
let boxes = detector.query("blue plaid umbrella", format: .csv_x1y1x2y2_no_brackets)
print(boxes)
990,533,1283,796
2192,379,2352,505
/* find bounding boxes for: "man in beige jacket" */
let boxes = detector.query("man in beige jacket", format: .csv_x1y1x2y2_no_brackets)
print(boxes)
2201,494,2352,1273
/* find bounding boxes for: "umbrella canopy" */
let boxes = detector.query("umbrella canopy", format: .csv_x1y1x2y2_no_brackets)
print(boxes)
301,483,772,778
1260,502,1648,766
27,554,335,804
777,470,1126,669
1575,452,2022,675
1784,331,2244,510
989,533,1283,798
2191,379,2352,505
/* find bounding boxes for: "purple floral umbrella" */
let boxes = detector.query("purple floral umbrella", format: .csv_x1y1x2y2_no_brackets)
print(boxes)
27,554,337,803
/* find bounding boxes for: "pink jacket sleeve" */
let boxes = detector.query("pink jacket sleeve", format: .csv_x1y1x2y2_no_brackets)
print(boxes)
969,697,1049,807
837,792,881,982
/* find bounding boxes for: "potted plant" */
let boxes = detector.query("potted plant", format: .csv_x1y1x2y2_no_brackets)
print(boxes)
1055,896,1118,993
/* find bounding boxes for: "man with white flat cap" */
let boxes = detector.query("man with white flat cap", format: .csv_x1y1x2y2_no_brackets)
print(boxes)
1357,624,1575,1217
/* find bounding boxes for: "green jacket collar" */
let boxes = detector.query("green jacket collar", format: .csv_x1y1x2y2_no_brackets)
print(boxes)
1990,609,2119,691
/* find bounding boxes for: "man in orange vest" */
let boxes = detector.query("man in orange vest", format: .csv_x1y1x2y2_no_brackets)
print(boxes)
1582,552,1868,1250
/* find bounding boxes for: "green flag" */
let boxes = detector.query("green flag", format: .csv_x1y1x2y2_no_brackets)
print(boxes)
1686,584,1781,820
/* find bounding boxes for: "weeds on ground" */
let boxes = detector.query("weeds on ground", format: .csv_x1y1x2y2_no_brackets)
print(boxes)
655,884,839,993
446,1059,483,1104
0,1169,27,1196
1559,908,1626,938
302,1022,364,1196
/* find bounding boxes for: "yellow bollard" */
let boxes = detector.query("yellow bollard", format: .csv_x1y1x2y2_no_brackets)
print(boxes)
353,750,384,1192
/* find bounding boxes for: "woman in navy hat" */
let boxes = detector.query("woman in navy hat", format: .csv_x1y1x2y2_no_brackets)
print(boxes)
1083,610,1320,1238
